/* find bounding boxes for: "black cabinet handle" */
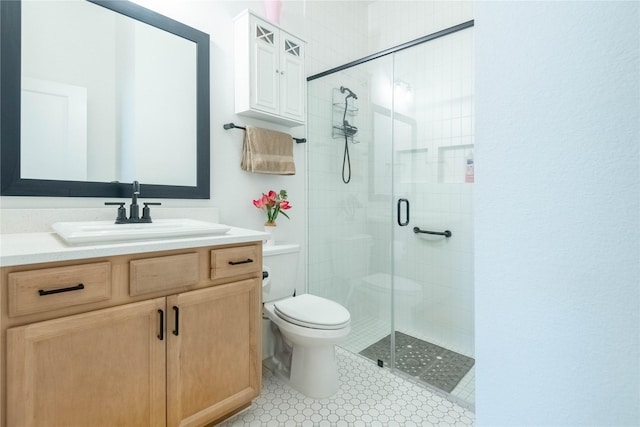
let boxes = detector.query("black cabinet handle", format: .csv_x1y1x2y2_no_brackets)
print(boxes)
38,283,85,296
172,306,179,336
397,198,410,226
228,258,253,265
158,309,164,341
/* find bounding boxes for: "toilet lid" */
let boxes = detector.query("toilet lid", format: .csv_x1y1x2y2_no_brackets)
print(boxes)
274,294,350,330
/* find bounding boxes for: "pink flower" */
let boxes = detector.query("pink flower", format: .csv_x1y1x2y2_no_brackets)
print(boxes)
253,198,265,208
252,189,291,223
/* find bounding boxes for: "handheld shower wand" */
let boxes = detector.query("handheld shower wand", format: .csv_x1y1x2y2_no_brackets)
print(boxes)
339,86,358,184
339,86,359,135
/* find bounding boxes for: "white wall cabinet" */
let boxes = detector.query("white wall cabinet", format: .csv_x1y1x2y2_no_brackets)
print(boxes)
234,10,305,126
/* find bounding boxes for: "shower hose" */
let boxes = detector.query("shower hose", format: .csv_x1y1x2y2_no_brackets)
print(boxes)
342,98,351,184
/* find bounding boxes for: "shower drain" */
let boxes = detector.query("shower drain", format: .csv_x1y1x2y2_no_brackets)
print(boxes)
359,331,475,393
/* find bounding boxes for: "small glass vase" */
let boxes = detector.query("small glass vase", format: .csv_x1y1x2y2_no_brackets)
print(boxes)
264,221,277,246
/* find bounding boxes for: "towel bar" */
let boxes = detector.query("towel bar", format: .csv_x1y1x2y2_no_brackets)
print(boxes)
223,122,306,143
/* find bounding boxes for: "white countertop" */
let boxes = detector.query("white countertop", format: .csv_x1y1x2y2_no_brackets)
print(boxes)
0,226,268,267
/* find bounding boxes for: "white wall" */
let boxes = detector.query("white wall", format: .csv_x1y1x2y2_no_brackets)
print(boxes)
475,1,639,425
368,0,473,53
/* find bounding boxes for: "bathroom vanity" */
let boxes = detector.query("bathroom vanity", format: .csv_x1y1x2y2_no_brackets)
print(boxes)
0,227,265,427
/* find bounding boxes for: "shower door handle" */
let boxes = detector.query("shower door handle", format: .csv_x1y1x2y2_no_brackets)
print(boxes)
397,198,410,226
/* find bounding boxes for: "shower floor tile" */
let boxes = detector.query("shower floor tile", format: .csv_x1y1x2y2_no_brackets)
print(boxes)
218,346,474,427
339,314,475,405
359,332,475,393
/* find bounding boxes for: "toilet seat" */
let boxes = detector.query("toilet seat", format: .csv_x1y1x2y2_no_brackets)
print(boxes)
273,294,350,330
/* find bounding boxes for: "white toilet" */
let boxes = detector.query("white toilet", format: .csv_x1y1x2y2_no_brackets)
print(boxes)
262,243,351,398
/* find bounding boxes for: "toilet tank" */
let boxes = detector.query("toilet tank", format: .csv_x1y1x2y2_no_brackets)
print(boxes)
262,243,300,303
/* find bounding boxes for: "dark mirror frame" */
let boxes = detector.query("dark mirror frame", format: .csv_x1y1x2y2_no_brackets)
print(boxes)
0,0,210,199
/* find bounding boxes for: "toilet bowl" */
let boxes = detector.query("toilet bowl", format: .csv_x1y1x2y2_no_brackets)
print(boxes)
262,244,351,398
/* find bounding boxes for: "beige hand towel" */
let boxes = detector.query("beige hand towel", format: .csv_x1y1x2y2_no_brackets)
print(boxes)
241,126,296,175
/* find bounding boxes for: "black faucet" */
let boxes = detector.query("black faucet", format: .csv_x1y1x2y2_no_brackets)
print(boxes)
105,181,161,224
129,180,141,221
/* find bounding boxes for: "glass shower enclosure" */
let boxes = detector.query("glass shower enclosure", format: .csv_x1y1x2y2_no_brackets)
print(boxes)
307,23,475,405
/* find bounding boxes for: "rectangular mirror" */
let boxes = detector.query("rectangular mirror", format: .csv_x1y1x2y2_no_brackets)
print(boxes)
1,0,210,199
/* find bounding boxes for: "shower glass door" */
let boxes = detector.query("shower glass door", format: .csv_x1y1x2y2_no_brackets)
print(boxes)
307,25,474,406
389,27,475,403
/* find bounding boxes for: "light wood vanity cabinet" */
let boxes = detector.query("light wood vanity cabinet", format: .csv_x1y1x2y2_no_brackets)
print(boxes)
7,298,167,427
167,280,261,427
0,242,263,427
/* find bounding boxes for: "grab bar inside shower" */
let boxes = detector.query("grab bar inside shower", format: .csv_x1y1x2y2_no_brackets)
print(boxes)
413,227,452,238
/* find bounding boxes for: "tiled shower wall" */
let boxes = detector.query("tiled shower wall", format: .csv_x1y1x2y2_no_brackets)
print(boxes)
306,65,373,306
308,2,474,357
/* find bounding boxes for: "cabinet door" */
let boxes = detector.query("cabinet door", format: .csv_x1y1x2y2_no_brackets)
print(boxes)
7,298,167,427
280,31,305,122
166,279,261,427
250,17,279,115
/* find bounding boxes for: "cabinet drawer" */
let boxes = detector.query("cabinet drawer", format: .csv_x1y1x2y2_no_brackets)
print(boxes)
211,246,261,279
130,252,199,296
8,262,112,317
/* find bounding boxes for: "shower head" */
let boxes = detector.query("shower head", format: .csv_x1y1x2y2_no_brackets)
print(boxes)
340,86,358,100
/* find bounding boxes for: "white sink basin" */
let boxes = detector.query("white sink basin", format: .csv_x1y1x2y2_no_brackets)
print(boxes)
52,219,231,245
